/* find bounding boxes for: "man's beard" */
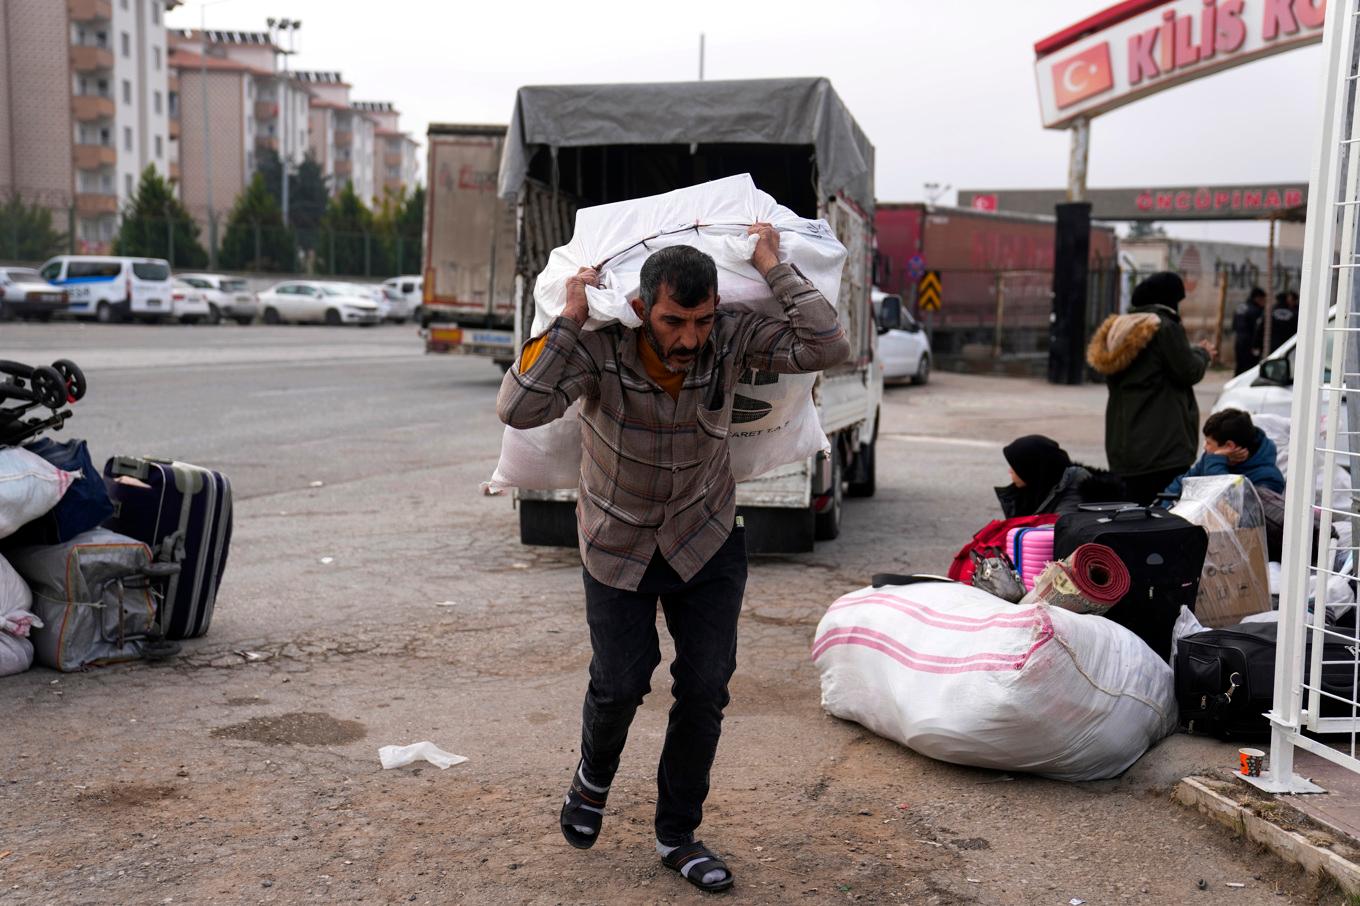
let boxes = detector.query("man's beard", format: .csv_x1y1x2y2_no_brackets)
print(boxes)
642,320,699,374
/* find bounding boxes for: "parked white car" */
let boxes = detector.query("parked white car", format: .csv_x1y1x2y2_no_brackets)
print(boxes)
175,273,258,325
171,278,213,324
873,290,932,385
256,280,382,326
346,283,391,322
0,267,68,321
1212,309,1335,417
381,275,423,323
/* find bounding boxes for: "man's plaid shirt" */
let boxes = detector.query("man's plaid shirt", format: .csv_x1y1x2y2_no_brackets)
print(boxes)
496,263,850,591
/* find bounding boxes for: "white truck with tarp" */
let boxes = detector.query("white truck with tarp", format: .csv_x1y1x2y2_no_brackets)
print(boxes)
497,77,882,553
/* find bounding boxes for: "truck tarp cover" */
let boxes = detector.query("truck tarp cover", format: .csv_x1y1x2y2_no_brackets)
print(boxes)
498,78,875,215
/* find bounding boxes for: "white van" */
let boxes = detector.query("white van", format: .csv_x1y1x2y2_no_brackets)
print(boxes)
381,274,423,323
38,255,173,323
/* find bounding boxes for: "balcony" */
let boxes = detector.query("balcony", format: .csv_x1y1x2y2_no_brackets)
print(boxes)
255,100,279,121
72,94,115,121
75,192,118,216
334,159,352,178
170,162,180,181
169,118,180,139
71,44,114,73
334,130,352,149
74,143,116,170
255,135,279,152
384,151,402,168
68,0,112,23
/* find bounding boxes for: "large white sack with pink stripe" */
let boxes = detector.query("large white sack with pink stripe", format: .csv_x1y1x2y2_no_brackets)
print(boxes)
813,581,1177,782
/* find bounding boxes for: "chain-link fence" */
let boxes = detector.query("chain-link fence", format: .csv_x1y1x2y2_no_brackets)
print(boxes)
0,198,422,279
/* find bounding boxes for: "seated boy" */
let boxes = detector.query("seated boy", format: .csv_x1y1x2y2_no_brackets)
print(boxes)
1161,408,1285,501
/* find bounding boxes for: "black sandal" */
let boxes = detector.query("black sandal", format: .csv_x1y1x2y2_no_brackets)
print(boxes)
660,840,734,893
559,765,608,850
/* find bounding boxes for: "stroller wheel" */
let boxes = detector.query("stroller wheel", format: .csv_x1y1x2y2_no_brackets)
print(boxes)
30,366,68,409
52,359,86,402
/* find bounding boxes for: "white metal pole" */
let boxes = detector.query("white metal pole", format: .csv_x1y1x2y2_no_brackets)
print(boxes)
699,33,705,81
201,9,213,267
1264,0,1358,794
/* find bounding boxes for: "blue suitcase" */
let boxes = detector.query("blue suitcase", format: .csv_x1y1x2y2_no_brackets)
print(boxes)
102,456,232,639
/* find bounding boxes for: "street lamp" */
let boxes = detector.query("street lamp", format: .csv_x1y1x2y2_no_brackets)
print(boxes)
199,0,233,269
267,17,301,231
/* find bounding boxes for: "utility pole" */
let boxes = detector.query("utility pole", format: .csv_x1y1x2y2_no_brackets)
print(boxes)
199,0,233,269
699,33,705,80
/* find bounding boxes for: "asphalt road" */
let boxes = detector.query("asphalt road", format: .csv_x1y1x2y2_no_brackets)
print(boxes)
3,323,1321,906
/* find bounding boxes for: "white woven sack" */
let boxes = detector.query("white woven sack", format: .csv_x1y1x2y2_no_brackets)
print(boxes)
0,447,76,540
488,174,846,493
813,581,1177,782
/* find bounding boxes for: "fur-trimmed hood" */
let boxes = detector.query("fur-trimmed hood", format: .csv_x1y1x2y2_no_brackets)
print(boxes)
1087,311,1162,375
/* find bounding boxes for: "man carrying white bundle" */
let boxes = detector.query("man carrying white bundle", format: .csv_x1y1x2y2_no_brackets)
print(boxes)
496,224,849,893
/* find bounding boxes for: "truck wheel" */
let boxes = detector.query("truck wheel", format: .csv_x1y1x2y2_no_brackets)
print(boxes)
846,438,876,498
519,500,578,547
813,444,843,541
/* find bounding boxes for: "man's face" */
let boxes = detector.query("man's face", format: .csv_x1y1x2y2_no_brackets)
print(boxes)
634,283,718,374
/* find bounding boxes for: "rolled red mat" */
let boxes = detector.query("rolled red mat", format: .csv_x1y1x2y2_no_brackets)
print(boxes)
1067,543,1131,605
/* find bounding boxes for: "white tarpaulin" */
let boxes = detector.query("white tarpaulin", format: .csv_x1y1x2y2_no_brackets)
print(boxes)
488,174,848,493
813,581,1178,782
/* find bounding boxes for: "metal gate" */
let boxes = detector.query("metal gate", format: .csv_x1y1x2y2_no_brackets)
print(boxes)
1259,0,1360,794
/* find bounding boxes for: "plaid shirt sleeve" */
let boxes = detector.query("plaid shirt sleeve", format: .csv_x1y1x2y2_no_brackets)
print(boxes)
740,262,852,373
496,316,602,429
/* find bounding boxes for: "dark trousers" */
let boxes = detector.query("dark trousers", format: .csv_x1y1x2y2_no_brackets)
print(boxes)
578,527,747,845
1123,466,1190,506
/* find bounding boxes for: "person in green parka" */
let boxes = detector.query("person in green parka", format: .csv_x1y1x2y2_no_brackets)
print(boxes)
1086,272,1217,506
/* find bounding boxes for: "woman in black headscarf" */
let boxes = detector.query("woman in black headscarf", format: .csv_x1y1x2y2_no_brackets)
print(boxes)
996,435,1128,518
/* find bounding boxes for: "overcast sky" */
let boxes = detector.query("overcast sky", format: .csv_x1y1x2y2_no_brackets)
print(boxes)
168,0,1323,243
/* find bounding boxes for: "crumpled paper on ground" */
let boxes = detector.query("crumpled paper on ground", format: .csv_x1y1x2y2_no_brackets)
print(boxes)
378,741,468,770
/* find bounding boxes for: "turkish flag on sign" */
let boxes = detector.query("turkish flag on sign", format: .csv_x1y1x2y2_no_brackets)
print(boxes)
1052,42,1114,109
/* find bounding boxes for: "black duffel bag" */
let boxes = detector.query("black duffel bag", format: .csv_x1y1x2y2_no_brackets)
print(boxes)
1176,620,1360,740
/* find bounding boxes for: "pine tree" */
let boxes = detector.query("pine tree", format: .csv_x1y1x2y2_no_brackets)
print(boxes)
316,181,375,276
218,173,297,272
112,165,207,267
0,195,67,261
396,185,424,274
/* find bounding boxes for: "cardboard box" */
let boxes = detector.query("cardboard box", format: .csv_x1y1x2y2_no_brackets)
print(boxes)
1194,525,1271,628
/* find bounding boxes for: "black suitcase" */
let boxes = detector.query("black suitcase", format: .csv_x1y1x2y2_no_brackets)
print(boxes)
1054,505,1208,661
102,456,233,640
1176,621,1360,740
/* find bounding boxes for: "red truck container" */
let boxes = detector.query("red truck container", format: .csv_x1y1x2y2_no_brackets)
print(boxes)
875,203,1118,368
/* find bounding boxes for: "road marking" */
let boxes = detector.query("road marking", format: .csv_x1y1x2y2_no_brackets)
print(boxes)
881,434,1003,450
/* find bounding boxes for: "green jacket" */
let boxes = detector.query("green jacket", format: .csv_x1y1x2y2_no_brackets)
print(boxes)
1086,304,1210,477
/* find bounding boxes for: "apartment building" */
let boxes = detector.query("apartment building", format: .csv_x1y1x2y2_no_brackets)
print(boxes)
0,0,178,254
351,101,420,203
296,70,377,203
167,29,310,237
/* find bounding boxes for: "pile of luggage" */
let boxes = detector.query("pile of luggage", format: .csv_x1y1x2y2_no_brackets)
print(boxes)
0,358,232,676
814,475,1311,780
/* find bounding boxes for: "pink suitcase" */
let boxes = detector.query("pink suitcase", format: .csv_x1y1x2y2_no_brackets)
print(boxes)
1005,525,1055,592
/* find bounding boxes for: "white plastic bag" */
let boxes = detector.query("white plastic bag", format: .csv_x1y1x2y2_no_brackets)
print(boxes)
0,553,36,677
813,581,1177,782
378,741,468,770
0,448,76,540
489,174,848,493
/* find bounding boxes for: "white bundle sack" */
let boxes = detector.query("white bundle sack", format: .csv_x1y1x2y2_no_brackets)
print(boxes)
488,174,848,493
0,552,36,677
0,447,76,540
813,581,1178,782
